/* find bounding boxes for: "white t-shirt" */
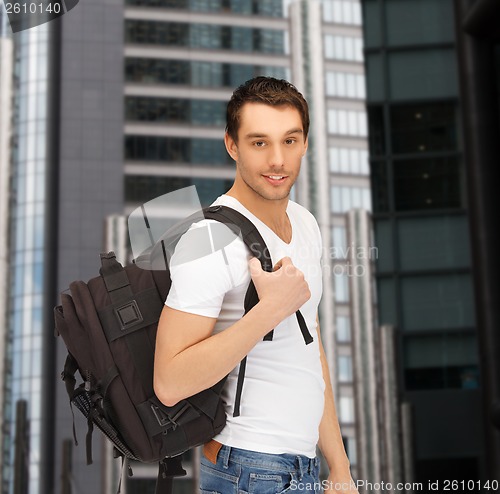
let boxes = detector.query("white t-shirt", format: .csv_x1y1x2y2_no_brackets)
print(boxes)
165,194,325,458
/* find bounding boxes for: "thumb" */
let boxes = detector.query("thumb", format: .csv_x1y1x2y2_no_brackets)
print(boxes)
248,257,263,275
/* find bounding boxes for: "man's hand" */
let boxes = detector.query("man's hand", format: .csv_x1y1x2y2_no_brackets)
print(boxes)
249,256,310,321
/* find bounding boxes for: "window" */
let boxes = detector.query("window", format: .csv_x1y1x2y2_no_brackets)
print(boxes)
125,176,234,206
366,53,384,102
393,156,463,212
326,72,365,99
323,0,362,25
404,333,479,391
377,278,397,327
124,0,283,17
125,136,232,165
332,226,348,259
363,0,381,48
324,35,364,62
367,105,385,156
398,215,471,271
124,20,285,54
331,186,372,213
373,220,394,273
338,355,353,382
339,396,354,422
334,272,349,303
328,109,367,137
125,58,287,87
389,49,458,101
336,316,351,342
329,147,369,174
390,102,457,154
125,97,226,126
385,0,454,47
346,437,357,465
401,274,475,331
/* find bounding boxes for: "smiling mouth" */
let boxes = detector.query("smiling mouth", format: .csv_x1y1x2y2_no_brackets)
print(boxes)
263,175,288,185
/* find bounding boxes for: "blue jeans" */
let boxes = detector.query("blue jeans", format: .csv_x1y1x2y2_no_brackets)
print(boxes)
200,444,323,494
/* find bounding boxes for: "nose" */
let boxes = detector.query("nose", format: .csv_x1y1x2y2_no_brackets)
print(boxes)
268,143,285,167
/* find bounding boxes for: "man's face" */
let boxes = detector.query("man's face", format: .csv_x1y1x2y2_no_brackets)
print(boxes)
224,103,308,202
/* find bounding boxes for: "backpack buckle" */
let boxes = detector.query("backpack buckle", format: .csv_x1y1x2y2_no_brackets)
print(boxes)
114,300,143,330
151,402,190,431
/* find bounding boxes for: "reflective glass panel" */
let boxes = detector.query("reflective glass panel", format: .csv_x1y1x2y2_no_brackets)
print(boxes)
401,274,475,331
338,355,353,382
385,0,454,46
125,58,286,87
125,20,284,54
398,215,470,271
124,0,282,16
336,315,351,342
363,0,381,48
367,105,385,156
377,277,397,327
393,156,463,212
374,219,393,272
370,161,389,212
389,49,458,101
390,102,457,154
125,176,234,206
339,396,355,422
404,333,479,391
125,136,232,164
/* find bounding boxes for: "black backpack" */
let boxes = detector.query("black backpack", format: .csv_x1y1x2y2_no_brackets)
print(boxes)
54,205,313,494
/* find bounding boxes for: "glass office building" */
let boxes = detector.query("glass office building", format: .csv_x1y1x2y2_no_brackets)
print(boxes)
361,0,500,484
0,9,12,492
1,1,126,493
0,14,59,494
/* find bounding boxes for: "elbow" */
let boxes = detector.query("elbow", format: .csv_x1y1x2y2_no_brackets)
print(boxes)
153,375,181,408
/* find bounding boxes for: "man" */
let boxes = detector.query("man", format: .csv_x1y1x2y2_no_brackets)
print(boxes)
154,77,357,493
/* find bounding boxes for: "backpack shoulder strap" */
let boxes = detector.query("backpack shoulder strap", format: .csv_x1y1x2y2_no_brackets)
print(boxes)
202,205,273,322
202,205,314,417
203,205,313,343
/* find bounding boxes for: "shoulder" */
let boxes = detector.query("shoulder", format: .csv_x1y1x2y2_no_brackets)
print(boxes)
288,200,320,230
170,216,249,271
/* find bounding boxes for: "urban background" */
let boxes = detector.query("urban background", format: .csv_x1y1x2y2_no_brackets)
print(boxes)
0,0,499,493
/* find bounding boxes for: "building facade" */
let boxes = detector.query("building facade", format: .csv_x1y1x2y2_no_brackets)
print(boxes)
361,0,499,484
0,8,13,489
0,9,61,494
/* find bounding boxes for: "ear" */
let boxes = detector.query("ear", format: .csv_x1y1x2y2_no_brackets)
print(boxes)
302,136,309,157
224,132,239,162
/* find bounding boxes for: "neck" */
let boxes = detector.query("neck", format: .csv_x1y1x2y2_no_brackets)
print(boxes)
225,183,289,229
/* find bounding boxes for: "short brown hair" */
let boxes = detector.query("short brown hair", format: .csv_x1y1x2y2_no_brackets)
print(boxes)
226,76,310,142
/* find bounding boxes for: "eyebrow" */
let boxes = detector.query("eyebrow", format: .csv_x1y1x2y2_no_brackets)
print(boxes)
244,128,304,139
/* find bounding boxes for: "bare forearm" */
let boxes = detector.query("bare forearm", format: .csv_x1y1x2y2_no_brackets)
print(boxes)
155,301,281,406
319,376,350,472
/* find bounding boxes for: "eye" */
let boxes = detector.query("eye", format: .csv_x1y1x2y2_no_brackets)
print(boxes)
285,138,297,145
253,141,266,148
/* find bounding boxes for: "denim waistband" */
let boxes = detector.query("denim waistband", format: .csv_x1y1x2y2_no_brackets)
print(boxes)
217,444,319,478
